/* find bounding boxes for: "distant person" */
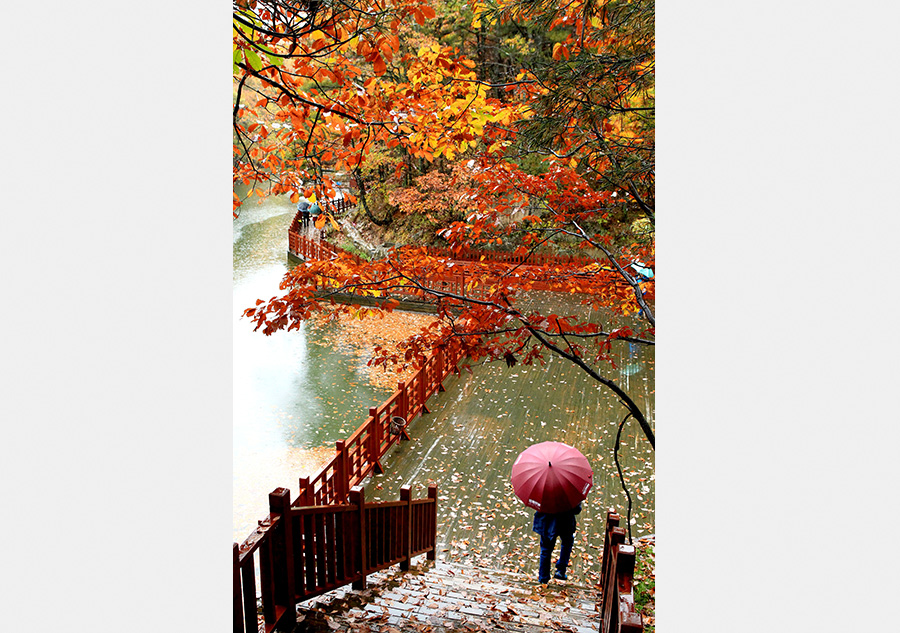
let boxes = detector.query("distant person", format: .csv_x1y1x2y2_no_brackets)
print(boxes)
532,503,581,583
297,198,311,227
308,202,323,238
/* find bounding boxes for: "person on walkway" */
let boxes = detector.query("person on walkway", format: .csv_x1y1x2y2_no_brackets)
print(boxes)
297,198,311,227
532,503,581,583
308,201,323,239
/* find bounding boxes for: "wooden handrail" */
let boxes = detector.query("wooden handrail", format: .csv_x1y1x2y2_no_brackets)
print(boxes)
284,335,462,509
289,231,638,302
234,484,438,633
234,312,461,631
424,244,598,269
600,511,644,633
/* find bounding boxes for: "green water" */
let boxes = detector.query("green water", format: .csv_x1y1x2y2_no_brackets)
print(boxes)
233,194,392,543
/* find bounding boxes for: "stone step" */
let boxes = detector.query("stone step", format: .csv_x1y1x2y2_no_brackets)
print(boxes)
294,560,602,633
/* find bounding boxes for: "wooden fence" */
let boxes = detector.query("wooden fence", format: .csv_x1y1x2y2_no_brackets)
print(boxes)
293,338,464,506
234,484,438,633
424,244,597,269
234,333,463,632
600,511,644,633
288,227,625,304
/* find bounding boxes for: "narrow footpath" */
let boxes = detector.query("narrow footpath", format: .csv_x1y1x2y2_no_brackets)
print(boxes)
294,560,601,633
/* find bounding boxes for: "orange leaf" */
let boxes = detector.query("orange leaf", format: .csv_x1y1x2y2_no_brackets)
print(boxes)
373,55,386,76
315,215,327,229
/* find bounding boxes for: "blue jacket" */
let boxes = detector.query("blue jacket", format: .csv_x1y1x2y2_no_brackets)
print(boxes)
532,504,581,539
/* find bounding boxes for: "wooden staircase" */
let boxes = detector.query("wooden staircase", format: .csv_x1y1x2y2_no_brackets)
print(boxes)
294,560,604,633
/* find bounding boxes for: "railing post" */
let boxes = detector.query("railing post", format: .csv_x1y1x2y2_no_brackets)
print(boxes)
417,366,428,414
268,488,296,632
397,380,413,439
350,485,367,590
601,511,622,598
615,544,644,632
601,511,627,633
298,476,311,506
233,543,243,633
400,485,412,571
397,380,408,428
336,440,348,501
435,345,446,392
369,407,384,473
427,484,438,561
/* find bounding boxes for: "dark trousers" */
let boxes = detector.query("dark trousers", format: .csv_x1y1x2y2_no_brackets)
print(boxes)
538,532,574,582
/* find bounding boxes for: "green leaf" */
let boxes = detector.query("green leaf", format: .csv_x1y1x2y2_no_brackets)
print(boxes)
245,49,263,71
237,20,255,39
265,52,284,67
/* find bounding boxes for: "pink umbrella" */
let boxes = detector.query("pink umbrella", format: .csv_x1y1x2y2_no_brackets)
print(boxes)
511,441,593,514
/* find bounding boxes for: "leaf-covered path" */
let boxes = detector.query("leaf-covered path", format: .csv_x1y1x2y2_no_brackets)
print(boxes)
363,313,655,585
294,560,603,633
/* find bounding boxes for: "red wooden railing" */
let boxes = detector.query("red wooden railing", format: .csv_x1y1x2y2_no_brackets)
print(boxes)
600,511,644,633
291,338,464,507
288,198,359,262
234,484,437,633
288,227,628,302
234,334,463,631
424,244,598,269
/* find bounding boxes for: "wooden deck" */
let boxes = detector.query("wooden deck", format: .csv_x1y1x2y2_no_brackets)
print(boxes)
364,338,655,586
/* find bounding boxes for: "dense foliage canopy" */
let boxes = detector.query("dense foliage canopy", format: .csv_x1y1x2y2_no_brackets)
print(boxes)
235,0,656,448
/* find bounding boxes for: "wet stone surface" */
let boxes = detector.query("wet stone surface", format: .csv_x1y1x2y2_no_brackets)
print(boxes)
291,560,602,633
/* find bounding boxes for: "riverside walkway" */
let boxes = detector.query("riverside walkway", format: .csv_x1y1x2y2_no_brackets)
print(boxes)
363,332,654,586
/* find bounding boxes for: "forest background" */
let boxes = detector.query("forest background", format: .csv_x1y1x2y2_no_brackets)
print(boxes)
4,2,899,633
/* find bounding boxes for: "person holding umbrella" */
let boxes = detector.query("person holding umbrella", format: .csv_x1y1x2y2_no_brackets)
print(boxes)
297,197,311,227
510,441,593,584
533,502,581,582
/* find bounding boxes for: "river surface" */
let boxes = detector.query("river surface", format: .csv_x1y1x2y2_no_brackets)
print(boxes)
234,193,392,543
234,192,654,583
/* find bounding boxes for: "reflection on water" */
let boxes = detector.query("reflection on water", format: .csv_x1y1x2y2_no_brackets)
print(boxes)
233,194,391,543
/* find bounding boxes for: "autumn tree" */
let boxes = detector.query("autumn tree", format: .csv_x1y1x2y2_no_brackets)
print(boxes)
233,0,508,217
240,0,656,450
